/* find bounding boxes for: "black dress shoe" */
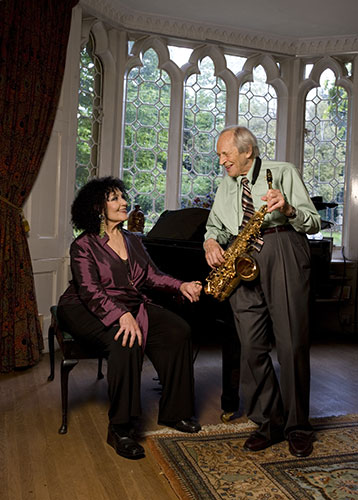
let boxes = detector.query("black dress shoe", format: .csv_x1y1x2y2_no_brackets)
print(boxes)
107,425,145,459
159,419,201,433
288,430,314,457
244,431,284,452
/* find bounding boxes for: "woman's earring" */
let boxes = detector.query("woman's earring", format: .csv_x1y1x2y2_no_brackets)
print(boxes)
99,213,106,238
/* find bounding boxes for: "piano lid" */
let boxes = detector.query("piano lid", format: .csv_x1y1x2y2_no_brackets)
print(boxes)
146,207,209,242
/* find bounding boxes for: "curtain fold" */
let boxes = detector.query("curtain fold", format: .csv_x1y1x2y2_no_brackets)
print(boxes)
0,0,78,372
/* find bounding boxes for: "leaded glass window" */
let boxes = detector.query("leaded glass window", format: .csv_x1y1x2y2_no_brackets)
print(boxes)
122,48,170,230
75,33,103,193
181,57,226,208
238,65,277,159
303,69,348,245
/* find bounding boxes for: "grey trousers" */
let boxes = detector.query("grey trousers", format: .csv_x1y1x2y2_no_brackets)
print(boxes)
229,228,312,439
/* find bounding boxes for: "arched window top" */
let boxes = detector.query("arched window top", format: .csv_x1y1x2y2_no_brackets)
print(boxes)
253,65,268,82
240,55,280,82
303,57,352,96
126,38,182,81
186,56,219,86
183,45,237,89
320,68,335,86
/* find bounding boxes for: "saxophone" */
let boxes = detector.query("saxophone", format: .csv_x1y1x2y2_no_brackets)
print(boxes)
204,169,272,302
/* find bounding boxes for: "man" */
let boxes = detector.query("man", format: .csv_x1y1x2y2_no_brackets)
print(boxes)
204,126,320,457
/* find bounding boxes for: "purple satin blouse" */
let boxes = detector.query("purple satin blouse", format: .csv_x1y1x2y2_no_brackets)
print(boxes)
58,229,183,344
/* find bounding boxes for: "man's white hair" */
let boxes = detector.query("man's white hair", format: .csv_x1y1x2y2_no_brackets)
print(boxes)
219,126,260,158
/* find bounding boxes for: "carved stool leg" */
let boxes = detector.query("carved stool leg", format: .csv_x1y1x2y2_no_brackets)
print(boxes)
47,325,55,381
59,359,78,434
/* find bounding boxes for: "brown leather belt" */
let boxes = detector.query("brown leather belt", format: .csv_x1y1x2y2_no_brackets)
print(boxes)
261,225,294,235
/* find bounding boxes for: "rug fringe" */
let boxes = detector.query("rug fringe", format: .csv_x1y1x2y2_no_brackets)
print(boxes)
144,414,358,437
144,420,257,437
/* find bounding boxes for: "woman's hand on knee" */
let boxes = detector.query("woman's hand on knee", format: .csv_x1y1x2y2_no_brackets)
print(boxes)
115,312,142,348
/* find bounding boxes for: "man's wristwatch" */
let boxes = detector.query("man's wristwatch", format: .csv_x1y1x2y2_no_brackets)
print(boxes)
286,206,297,219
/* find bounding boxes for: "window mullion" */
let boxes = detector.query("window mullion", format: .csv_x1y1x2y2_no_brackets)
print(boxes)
166,77,185,210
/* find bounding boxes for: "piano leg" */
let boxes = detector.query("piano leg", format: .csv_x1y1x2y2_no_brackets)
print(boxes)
220,322,241,422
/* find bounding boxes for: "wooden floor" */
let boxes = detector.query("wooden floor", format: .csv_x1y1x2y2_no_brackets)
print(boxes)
1,334,357,500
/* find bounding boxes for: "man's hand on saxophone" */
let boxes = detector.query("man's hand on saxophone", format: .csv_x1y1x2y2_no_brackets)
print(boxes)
204,238,225,268
261,188,296,218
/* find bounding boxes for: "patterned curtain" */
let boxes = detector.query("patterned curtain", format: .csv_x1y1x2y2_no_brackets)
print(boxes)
0,0,78,372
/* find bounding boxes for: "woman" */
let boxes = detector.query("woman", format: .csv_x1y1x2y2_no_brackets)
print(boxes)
57,177,202,460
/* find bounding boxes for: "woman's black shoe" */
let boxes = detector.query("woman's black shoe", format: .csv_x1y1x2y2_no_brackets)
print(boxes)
107,425,145,459
159,419,201,433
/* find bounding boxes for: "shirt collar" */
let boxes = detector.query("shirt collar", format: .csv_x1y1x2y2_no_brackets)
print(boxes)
235,157,262,185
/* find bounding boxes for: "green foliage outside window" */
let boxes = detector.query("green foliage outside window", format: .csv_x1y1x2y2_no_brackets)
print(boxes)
122,49,169,230
238,65,277,160
181,57,226,209
75,39,349,244
75,33,103,195
304,70,347,245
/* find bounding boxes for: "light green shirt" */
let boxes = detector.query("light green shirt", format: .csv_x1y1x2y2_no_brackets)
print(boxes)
205,159,321,245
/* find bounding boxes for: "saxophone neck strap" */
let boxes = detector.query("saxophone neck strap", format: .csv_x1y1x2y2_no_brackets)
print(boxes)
251,157,262,186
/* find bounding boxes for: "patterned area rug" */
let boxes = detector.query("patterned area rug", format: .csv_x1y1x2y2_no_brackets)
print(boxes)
146,415,358,499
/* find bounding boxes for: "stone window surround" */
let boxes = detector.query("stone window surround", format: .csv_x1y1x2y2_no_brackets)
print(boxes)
78,6,358,260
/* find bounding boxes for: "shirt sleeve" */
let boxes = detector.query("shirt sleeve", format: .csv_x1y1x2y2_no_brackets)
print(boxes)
204,205,232,245
70,239,128,327
204,177,234,245
280,163,321,234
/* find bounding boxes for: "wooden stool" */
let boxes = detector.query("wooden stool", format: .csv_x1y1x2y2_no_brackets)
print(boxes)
47,305,105,434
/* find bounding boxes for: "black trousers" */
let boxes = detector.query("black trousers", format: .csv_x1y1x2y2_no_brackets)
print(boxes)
229,229,312,440
57,302,195,425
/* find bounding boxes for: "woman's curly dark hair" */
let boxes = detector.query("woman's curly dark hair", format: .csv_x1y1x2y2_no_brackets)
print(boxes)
71,177,128,233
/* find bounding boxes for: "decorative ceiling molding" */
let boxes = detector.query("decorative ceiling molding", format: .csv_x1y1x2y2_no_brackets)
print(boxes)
80,0,358,57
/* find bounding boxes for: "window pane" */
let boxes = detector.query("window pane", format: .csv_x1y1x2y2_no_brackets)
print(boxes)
75,33,103,194
122,48,170,231
180,57,226,209
303,69,348,245
238,65,277,160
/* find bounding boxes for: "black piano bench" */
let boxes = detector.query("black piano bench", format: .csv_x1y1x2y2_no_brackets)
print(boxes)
47,305,105,434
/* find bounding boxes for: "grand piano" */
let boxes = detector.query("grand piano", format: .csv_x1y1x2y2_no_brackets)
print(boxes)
142,207,232,337
142,207,241,417
142,205,333,319
141,206,333,417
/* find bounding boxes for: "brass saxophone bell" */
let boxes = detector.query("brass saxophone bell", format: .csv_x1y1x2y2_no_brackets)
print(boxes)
235,253,259,282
